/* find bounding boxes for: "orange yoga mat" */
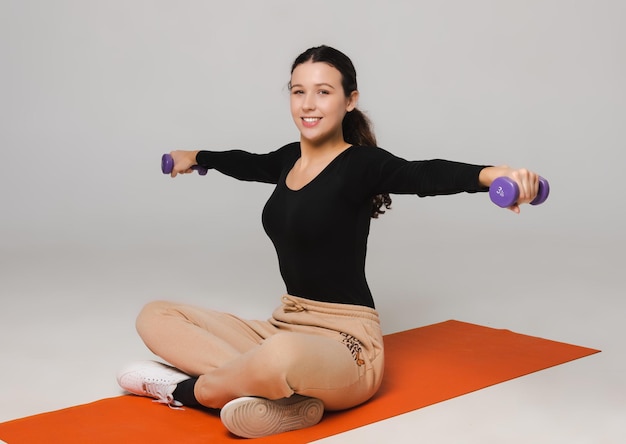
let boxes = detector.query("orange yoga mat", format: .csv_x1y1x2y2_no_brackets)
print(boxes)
0,320,599,443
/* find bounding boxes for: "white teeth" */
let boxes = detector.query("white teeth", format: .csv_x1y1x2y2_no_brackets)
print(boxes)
303,117,320,122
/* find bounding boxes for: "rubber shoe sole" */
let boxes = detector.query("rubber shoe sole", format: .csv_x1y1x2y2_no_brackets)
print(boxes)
220,395,324,438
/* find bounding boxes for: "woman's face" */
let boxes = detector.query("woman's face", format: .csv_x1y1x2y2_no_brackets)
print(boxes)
290,61,358,146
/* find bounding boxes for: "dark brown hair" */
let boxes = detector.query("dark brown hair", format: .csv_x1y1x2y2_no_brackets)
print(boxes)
291,45,392,218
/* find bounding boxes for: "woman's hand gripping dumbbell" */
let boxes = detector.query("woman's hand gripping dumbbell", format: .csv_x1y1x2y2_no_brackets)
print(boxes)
161,153,208,176
489,176,550,209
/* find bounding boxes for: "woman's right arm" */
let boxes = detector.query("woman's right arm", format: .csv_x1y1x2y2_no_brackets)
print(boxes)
167,143,299,184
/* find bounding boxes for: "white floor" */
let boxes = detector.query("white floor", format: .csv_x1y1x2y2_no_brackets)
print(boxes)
1,231,624,443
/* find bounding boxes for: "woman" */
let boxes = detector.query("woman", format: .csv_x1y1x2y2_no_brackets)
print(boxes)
117,45,541,439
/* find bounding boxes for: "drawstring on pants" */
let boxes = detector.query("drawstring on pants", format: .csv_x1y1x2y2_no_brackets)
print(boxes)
282,295,306,313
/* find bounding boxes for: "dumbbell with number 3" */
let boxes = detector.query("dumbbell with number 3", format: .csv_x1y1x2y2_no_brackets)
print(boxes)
489,176,550,208
161,153,208,175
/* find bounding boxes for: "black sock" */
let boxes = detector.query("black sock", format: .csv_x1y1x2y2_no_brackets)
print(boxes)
172,377,200,406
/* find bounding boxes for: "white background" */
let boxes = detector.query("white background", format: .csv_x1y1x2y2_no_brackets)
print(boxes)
1,1,624,442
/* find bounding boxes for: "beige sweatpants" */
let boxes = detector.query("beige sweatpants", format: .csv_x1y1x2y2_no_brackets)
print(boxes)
136,295,385,411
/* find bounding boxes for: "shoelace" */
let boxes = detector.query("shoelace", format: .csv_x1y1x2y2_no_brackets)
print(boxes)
143,382,184,410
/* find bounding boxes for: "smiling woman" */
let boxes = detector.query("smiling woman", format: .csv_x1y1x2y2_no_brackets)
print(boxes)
116,45,544,439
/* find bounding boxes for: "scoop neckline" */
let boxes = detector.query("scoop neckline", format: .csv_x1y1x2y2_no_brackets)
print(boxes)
284,145,355,192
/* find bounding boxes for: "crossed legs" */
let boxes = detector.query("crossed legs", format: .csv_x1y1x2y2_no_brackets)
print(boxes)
135,300,370,410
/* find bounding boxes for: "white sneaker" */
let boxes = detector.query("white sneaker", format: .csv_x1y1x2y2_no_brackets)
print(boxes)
220,395,324,438
116,360,190,408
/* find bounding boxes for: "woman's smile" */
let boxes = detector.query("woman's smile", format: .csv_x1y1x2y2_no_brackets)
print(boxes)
302,117,322,128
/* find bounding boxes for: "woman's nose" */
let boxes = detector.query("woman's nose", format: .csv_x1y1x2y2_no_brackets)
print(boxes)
302,93,315,110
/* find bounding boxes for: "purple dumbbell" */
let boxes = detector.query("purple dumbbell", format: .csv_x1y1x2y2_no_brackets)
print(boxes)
161,153,208,176
489,176,550,208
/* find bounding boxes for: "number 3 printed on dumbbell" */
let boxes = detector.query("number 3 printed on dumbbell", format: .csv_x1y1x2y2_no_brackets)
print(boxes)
494,185,506,199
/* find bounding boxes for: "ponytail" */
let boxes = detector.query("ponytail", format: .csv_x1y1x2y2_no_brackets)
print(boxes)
342,108,376,147
343,109,392,218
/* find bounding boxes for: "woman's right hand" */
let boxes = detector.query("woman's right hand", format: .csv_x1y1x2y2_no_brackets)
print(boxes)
168,150,200,177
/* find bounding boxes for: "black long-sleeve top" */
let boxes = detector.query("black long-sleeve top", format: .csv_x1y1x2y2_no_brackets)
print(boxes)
197,142,487,308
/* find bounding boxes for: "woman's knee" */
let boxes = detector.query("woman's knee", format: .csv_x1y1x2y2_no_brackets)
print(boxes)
135,300,174,338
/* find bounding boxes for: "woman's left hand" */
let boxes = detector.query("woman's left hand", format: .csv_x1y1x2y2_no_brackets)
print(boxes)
480,166,541,213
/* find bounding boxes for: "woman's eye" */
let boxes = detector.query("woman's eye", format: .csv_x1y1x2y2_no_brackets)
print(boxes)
292,90,304,95
318,90,329,95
